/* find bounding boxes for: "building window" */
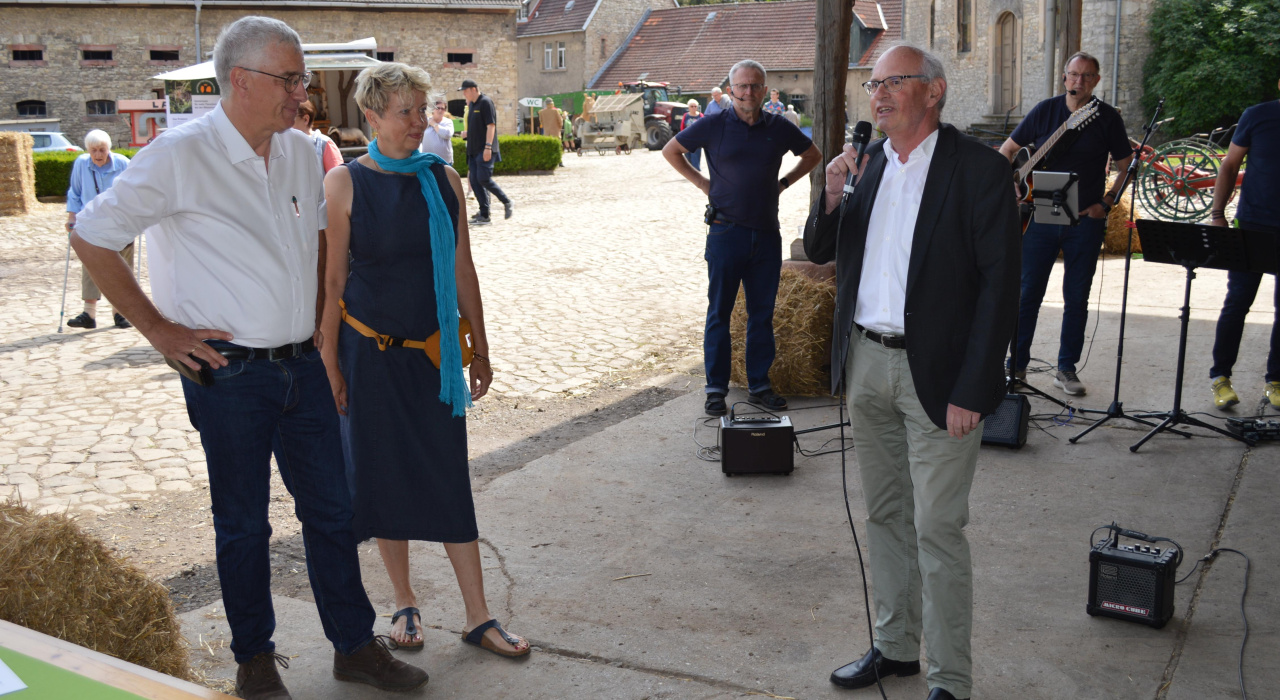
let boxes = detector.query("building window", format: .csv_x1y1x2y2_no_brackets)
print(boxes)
13,49,43,61
446,52,473,64
83,49,113,61
527,43,533,61
957,0,972,52
87,100,117,115
557,41,566,69
9,46,46,65
544,42,553,70
17,100,47,117
600,38,607,57
376,51,395,62
150,49,180,62
152,88,165,99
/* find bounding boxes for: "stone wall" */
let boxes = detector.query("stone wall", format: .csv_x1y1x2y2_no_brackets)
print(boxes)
517,31,587,100
1,5,519,146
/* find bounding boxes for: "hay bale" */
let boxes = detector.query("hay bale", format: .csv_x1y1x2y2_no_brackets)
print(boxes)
1102,172,1141,255
728,268,836,396
0,501,192,680
0,132,38,217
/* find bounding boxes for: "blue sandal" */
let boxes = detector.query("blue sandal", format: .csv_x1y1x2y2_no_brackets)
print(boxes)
390,607,423,650
462,619,530,658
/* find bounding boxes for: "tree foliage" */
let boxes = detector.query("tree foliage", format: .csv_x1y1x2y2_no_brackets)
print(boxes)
1143,0,1280,137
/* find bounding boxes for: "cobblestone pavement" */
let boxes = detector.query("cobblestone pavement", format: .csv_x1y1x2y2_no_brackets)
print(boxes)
0,149,816,516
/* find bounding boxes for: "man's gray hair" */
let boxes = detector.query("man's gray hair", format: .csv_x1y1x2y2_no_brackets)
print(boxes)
83,129,112,149
1065,51,1102,73
884,42,948,112
214,16,302,90
727,59,767,87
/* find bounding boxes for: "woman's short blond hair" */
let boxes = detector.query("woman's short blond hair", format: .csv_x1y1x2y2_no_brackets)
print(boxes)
354,62,433,117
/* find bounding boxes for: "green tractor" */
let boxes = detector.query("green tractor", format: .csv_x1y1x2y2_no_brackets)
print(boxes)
618,81,687,150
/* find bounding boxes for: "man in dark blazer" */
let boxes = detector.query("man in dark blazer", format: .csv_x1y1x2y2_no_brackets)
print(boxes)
804,45,1020,700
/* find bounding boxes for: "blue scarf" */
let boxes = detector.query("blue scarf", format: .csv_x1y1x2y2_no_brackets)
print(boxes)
367,140,472,417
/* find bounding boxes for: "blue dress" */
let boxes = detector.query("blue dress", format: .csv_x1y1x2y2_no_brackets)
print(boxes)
340,159,477,543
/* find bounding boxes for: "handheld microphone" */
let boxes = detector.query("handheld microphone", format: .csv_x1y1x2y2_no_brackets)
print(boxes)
841,121,874,210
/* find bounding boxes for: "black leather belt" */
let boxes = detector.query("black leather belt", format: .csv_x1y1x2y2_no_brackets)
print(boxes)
859,325,907,350
214,339,316,362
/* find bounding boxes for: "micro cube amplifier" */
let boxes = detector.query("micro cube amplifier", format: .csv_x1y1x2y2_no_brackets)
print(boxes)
719,415,794,476
1087,526,1179,628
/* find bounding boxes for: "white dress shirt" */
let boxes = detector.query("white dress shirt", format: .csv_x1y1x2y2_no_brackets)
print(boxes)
75,102,327,348
854,129,939,335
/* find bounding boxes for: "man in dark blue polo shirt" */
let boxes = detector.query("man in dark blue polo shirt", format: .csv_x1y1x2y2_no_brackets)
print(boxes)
999,51,1132,397
1207,78,1280,411
663,59,822,416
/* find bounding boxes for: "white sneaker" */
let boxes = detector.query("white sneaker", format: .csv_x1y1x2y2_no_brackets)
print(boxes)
1054,370,1086,396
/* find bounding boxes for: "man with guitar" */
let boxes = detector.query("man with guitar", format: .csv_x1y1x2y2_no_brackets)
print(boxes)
998,52,1132,396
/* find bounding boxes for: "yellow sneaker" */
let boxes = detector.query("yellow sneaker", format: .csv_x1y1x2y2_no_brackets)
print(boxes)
1266,381,1280,410
1212,376,1239,409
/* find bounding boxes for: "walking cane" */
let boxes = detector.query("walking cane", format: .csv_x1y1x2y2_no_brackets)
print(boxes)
57,225,73,333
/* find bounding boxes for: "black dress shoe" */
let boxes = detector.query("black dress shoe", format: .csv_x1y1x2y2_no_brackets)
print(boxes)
113,313,131,329
66,312,96,329
747,388,787,411
830,647,920,689
503,200,514,219
704,392,727,416
927,687,966,700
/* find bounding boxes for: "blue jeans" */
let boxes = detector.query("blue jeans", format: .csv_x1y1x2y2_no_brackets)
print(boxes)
181,344,375,663
686,149,701,171
1012,215,1106,372
704,222,781,395
467,154,510,218
1209,270,1280,382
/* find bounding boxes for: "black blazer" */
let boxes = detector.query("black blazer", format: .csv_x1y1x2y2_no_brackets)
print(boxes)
803,124,1021,430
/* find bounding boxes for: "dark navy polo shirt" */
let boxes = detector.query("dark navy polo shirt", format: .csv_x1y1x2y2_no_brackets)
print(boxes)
1233,100,1280,225
1010,95,1130,209
675,107,813,232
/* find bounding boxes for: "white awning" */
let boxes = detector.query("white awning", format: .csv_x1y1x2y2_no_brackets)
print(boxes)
153,41,382,80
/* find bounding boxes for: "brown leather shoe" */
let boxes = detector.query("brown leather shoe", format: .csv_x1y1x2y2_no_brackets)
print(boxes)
333,636,429,691
236,652,292,699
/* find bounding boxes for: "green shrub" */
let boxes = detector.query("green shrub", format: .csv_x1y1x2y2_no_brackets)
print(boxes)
450,135,561,177
33,149,141,198
1143,0,1280,137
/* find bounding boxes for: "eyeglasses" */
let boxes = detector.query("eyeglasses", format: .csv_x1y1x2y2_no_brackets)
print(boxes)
731,83,765,93
237,66,312,92
862,75,928,95
1064,71,1099,80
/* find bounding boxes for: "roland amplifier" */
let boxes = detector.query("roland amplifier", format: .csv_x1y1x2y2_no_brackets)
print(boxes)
1087,528,1179,629
719,415,794,475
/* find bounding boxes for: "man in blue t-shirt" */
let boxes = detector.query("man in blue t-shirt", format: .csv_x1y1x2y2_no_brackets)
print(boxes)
999,51,1132,397
1207,79,1280,411
662,59,822,416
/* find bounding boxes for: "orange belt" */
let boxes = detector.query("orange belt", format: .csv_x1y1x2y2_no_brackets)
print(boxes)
340,299,473,369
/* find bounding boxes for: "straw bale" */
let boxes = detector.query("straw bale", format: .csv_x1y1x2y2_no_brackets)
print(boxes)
729,268,836,396
0,132,38,217
0,501,192,680
1102,172,1141,255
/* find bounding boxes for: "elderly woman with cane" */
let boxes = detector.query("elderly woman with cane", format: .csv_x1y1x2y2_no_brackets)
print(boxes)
319,62,529,660
65,129,133,329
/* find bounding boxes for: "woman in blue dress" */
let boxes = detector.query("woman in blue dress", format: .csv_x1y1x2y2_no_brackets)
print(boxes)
319,63,528,659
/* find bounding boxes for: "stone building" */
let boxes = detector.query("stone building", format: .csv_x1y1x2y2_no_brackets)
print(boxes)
515,0,674,109
902,0,1154,133
2,0,521,148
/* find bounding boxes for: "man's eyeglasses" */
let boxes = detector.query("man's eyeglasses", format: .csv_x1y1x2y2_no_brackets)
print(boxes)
731,83,765,93
237,66,312,92
1064,71,1099,80
862,75,928,96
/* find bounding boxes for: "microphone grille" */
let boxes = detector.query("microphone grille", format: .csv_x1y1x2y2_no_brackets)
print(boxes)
853,120,873,145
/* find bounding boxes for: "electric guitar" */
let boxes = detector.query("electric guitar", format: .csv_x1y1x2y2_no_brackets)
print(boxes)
1010,97,1101,228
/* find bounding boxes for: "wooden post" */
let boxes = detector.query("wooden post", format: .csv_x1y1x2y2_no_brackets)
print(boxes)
811,0,853,204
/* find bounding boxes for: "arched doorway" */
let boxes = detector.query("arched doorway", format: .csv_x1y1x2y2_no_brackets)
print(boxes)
994,12,1018,113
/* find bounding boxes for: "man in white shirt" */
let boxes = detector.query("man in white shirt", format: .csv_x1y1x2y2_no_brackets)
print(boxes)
70,17,427,700
804,45,1019,700
419,98,455,163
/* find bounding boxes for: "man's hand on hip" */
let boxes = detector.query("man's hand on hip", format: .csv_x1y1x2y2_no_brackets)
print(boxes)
946,403,981,439
143,319,234,371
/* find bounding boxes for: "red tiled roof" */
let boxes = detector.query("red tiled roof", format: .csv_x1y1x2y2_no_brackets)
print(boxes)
517,0,603,37
591,0,817,92
853,0,883,30
856,0,900,66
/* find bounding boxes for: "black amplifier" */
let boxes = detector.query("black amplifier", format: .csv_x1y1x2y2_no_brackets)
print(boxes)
719,415,793,476
1087,526,1180,629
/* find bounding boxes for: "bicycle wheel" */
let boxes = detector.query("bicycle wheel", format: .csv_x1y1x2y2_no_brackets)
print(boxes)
1137,139,1220,222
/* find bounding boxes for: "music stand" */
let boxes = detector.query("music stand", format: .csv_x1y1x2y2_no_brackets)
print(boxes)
1127,220,1266,451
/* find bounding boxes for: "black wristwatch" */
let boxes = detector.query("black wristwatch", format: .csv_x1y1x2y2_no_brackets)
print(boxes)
779,176,790,190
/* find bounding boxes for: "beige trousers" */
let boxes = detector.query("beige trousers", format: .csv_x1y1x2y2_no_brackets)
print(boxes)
845,328,982,699
81,242,134,302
